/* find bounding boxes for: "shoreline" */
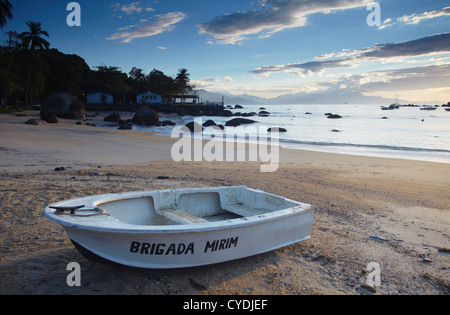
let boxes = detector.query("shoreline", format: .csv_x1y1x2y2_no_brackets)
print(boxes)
0,111,449,295
1,111,449,172
106,110,450,166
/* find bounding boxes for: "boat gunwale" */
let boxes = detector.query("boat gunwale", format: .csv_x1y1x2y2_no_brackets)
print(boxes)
44,187,313,234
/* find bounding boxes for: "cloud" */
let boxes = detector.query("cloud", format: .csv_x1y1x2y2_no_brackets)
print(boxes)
376,6,450,30
250,33,450,76
224,76,234,82
107,12,186,43
359,33,450,59
359,64,450,92
251,59,353,77
198,0,368,44
191,77,222,90
398,6,450,25
112,2,155,15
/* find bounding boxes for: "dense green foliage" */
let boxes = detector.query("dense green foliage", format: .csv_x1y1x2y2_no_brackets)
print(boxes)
1,20,195,109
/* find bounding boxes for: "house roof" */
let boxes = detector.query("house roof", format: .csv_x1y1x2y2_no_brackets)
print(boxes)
137,92,161,95
88,92,112,95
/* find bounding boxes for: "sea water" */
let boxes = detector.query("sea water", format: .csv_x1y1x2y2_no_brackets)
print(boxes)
132,104,450,164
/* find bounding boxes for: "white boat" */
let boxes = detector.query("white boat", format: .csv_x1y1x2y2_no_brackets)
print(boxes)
420,106,437,111
44,186,314,269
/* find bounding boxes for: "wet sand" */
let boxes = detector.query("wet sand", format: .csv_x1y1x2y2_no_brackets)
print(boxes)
0,112,449,295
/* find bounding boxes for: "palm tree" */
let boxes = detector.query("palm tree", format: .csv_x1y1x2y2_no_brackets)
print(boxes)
20,21,50,50
19,22,50,106
0,0,13,29
175,68,191,94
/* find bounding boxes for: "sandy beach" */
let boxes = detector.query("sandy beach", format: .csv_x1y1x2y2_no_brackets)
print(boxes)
0,111,448,295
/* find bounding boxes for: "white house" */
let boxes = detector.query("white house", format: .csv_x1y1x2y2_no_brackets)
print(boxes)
137,92,162,104
87,92,113,104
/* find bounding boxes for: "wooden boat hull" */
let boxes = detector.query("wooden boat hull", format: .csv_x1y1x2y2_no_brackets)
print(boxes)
45,187,314,269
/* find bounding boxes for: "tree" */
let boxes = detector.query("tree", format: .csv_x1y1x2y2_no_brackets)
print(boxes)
129,67,146,83
19,22,50,106
42,49,90,98
1,30,21,107
84,64,129,103
0,0,13,29
147,69,176,96
20,22,50,50
175,68,194,94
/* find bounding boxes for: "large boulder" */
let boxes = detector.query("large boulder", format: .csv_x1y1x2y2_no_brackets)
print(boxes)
221,110,234,117
326,114,342,119
25,119,47,125
267,127,287,133
41,92,86,119
225,118,257,127
202,119,217,127
132,106,160,126
185,121,203,133
40,113,59,124
104,113,121,122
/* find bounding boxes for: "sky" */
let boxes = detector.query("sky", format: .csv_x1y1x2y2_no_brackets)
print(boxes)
3,0,450,103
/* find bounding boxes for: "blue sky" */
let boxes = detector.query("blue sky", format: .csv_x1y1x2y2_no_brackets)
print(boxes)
4,0,450,103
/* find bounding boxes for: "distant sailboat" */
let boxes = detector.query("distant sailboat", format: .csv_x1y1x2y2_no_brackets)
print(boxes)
392,93,400,109
382,93,400,110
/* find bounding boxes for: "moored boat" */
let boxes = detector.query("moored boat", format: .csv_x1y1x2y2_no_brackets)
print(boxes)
44,186,314,269
420,106,437,111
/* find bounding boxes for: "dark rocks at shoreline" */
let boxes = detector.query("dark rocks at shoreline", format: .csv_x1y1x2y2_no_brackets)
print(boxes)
202,119,217,127
162,120,176,126
258,111,270,117
185,121,204,132
104,113,121,122
225,118,257,127
132,106,160,126
119,119,133,126
24,119,47,126
40,113,59,124
326,114,343,119
222,110,234,117
267,127,287,133
41,92,86,120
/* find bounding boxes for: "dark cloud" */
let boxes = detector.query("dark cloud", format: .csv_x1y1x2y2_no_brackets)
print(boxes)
360,33,450,59
360,64,450,92
250,33,450,76
251,59,352,76
198,0,368,44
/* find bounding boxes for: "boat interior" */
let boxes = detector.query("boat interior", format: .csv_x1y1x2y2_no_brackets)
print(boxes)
96,188,300,226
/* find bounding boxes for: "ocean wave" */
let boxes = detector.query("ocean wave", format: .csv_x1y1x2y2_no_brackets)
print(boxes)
277,138,450,154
